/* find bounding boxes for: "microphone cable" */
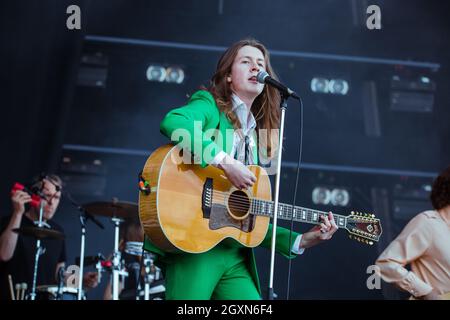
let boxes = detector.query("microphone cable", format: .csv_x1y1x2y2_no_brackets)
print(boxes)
286,95,304,300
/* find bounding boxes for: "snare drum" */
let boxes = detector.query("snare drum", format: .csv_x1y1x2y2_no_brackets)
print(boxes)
36,285,83,300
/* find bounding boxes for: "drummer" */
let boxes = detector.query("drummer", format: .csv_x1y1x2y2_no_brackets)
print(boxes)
0,174,98,300
103,218,163,300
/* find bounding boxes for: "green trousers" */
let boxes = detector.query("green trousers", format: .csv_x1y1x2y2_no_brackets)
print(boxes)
164,244,261,300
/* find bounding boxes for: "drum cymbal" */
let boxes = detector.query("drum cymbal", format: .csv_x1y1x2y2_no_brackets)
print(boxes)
83,200,138,219
13,226,65,240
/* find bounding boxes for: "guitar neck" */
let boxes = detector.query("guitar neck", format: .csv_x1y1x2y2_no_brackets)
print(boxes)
250,199,347,229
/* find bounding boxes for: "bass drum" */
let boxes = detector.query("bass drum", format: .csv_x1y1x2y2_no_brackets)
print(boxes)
36,285,84,300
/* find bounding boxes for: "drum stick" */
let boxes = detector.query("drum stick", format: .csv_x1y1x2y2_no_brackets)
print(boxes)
15,283,20,301
8,274,15,300
21,283,27,300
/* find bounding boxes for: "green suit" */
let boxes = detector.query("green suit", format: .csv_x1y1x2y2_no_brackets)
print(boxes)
144,90,300,299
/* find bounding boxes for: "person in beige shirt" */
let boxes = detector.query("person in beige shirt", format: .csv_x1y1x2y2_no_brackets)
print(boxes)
376,165,450,300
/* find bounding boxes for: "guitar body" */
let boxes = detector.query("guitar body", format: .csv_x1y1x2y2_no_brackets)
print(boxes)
139,144,272,253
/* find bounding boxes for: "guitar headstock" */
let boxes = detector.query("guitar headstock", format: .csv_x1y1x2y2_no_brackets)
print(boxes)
345,211,382,245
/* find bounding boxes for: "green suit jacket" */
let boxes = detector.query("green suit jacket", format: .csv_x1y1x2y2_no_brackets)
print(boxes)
144,90,299,295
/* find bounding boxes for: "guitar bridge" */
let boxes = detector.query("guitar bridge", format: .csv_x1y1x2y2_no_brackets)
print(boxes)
202,178,213,218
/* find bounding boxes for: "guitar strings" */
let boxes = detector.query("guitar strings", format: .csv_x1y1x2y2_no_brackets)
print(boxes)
143,198,376,236
212,192,337,216
154,185,328,214
148,188,353,221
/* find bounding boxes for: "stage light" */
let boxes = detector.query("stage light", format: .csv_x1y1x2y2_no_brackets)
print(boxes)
146,65,166,82
420,76,430,84
311,77,349,95
312,187,331,205
330,188,350,206
328,79,349,95
165,67,185,84
311,78,330,93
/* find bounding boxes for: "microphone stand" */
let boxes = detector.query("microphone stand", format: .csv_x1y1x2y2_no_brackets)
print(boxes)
267,93,289,300
56,266,65,300
111,217,128,300
143,253,153,301
28,174,55,299
29,198,45,300
65,192,104,300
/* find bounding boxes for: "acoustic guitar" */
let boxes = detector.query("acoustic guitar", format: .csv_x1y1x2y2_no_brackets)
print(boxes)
138,144,382,253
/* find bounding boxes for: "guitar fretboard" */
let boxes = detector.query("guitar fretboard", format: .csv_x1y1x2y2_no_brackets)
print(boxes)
250,199,347,228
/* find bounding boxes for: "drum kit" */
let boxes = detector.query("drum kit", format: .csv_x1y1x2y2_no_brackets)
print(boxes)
12,198,163,301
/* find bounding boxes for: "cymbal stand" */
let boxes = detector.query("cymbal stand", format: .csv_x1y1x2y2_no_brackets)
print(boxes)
143,254,154,301
65,192,104,300
111,217,128,300
29,199,45,300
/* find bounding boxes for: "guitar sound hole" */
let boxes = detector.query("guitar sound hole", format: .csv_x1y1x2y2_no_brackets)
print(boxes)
228,190,250,219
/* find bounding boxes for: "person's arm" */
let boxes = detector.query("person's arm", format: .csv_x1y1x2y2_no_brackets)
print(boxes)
299,213,338,249
375,214,435,298
291,234,305,255
0,190,31,262
103,278,113,300
55,262,65,283
160,90,222,168
260,212,338,257
257,226,303,257
102,275,124,300
217,154,256,190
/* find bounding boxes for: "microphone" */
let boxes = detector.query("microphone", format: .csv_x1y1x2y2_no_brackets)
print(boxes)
65,192,105,229
256,71,299,100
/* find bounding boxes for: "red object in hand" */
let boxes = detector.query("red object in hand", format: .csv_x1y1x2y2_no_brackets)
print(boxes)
30,194,41,208
101,261,112,268
11,182,41,208
11,182,25,194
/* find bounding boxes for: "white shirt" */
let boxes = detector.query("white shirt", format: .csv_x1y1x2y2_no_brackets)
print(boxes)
210,94,256,165
211,93,304,254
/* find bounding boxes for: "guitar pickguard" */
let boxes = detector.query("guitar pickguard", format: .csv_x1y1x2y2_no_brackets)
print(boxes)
208,204,255,232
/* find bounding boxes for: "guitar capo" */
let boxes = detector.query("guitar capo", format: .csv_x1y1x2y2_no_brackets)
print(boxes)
138,171,151,195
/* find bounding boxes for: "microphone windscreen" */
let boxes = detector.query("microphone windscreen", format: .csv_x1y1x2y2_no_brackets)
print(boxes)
256,71,269,84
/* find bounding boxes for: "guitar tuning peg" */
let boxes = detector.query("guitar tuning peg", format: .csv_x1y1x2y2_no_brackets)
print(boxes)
369,241,374,245
351,211,354,214
371,214,375,218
